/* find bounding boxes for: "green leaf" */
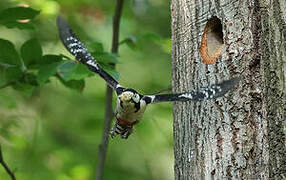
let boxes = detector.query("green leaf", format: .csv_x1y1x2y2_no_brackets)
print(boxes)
0,39,21,66
3,21,35,30
37,62,61,85
29,55,63,69
0,7,40,21
100,64,120,80
89,42,104,53
0,66,23,87
21,38,42,67
120,36,137,50
92,52,120,65
57,61,93,81
40,55,63,64
106,69,120,80
0,7,40,29
58,77,85,92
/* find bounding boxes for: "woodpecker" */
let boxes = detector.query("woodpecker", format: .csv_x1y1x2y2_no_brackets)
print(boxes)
56,16,240,139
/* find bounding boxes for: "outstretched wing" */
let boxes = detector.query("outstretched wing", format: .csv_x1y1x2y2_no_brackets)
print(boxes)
142,77,240,104
56,16,124,94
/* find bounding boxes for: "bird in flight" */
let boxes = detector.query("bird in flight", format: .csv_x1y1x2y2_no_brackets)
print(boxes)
56,16,240,139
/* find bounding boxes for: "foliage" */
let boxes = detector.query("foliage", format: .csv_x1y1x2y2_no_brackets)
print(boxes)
0,7,39,29
0,6,121,93
0,0,173,180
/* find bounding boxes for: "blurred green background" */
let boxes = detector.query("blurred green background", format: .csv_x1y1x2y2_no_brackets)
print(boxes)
0,0,174,179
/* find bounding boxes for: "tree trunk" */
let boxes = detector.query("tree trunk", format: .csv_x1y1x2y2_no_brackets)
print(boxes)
171,0,286,179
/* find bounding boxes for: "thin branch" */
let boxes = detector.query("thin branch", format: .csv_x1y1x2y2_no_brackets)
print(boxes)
96,85,113,180
0,145,16,180
96,1,124,180
111,0,124,54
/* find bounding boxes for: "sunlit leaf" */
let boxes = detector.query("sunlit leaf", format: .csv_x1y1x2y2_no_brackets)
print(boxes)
21,38,43,67
0,39,21,66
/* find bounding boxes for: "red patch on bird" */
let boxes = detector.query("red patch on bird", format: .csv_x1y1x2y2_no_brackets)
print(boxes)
116,118,138,126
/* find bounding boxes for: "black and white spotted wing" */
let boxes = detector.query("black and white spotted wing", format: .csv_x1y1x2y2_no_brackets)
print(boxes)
143,77,240,104
56,16,124,94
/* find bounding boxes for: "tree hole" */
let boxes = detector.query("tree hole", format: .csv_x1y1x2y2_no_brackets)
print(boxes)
200,16,223,65
211,169,216,176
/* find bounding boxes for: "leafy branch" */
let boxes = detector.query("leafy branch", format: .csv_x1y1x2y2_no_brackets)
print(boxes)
0,145,16,180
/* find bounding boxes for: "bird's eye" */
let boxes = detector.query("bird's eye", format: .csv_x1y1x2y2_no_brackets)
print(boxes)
132,94,139,102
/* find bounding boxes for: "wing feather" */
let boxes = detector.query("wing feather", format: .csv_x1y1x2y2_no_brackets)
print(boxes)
56,16,124,94
143,77,240,104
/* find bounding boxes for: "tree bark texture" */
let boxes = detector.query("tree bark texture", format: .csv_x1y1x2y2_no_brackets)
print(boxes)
171,0,285,179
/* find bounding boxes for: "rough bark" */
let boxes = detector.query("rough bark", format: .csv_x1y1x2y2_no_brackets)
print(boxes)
171,0,285,179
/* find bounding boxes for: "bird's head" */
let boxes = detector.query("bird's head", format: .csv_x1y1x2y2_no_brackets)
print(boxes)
119,89,140,105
